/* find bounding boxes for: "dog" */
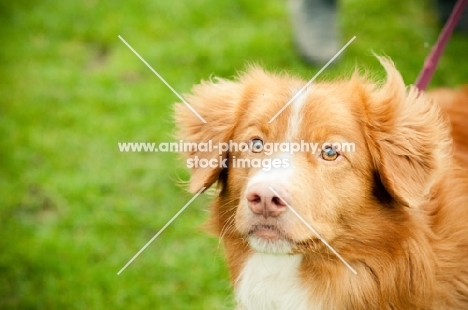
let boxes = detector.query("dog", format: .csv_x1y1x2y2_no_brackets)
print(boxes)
174,57,468,309
428,85,468,170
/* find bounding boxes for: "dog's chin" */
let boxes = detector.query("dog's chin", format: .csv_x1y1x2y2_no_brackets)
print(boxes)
247,225,294,254
248,236,294,254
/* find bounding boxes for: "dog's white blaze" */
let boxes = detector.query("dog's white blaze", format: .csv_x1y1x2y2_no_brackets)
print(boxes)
235,253,321,310
246,153,294,187
245,88,308,190
287,88,308,140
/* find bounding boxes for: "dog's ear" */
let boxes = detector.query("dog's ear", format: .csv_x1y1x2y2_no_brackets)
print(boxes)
174,78,243,193
363,57,451,208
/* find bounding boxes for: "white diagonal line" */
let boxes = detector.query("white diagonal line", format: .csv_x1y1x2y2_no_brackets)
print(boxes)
268,36,356,123
118,35,207,124
117,187,206,275
269,187,357,275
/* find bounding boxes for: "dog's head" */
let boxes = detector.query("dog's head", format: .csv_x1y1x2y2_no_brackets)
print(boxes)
174,58,451,255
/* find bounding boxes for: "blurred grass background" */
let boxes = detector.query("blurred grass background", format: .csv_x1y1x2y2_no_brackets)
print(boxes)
1,0,467,309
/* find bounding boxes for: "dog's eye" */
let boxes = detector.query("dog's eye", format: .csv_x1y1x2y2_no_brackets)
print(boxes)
321,145,339,161
249,138,264,153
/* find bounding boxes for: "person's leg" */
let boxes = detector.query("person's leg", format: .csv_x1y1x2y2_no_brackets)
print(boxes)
289,0,338,65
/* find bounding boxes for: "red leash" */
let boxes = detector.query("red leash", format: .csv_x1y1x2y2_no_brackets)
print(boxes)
415,0,468,91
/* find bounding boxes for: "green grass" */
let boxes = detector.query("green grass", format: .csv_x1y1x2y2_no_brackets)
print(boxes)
1,0,467,309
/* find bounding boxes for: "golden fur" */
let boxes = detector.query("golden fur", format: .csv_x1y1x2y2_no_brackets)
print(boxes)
174,58,468,309
429,85,468,169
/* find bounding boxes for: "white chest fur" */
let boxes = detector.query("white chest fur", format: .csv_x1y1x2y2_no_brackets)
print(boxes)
235,253,321,310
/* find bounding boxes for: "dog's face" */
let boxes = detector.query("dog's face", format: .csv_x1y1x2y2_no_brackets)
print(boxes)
175,58,450,257
227,80,374,255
